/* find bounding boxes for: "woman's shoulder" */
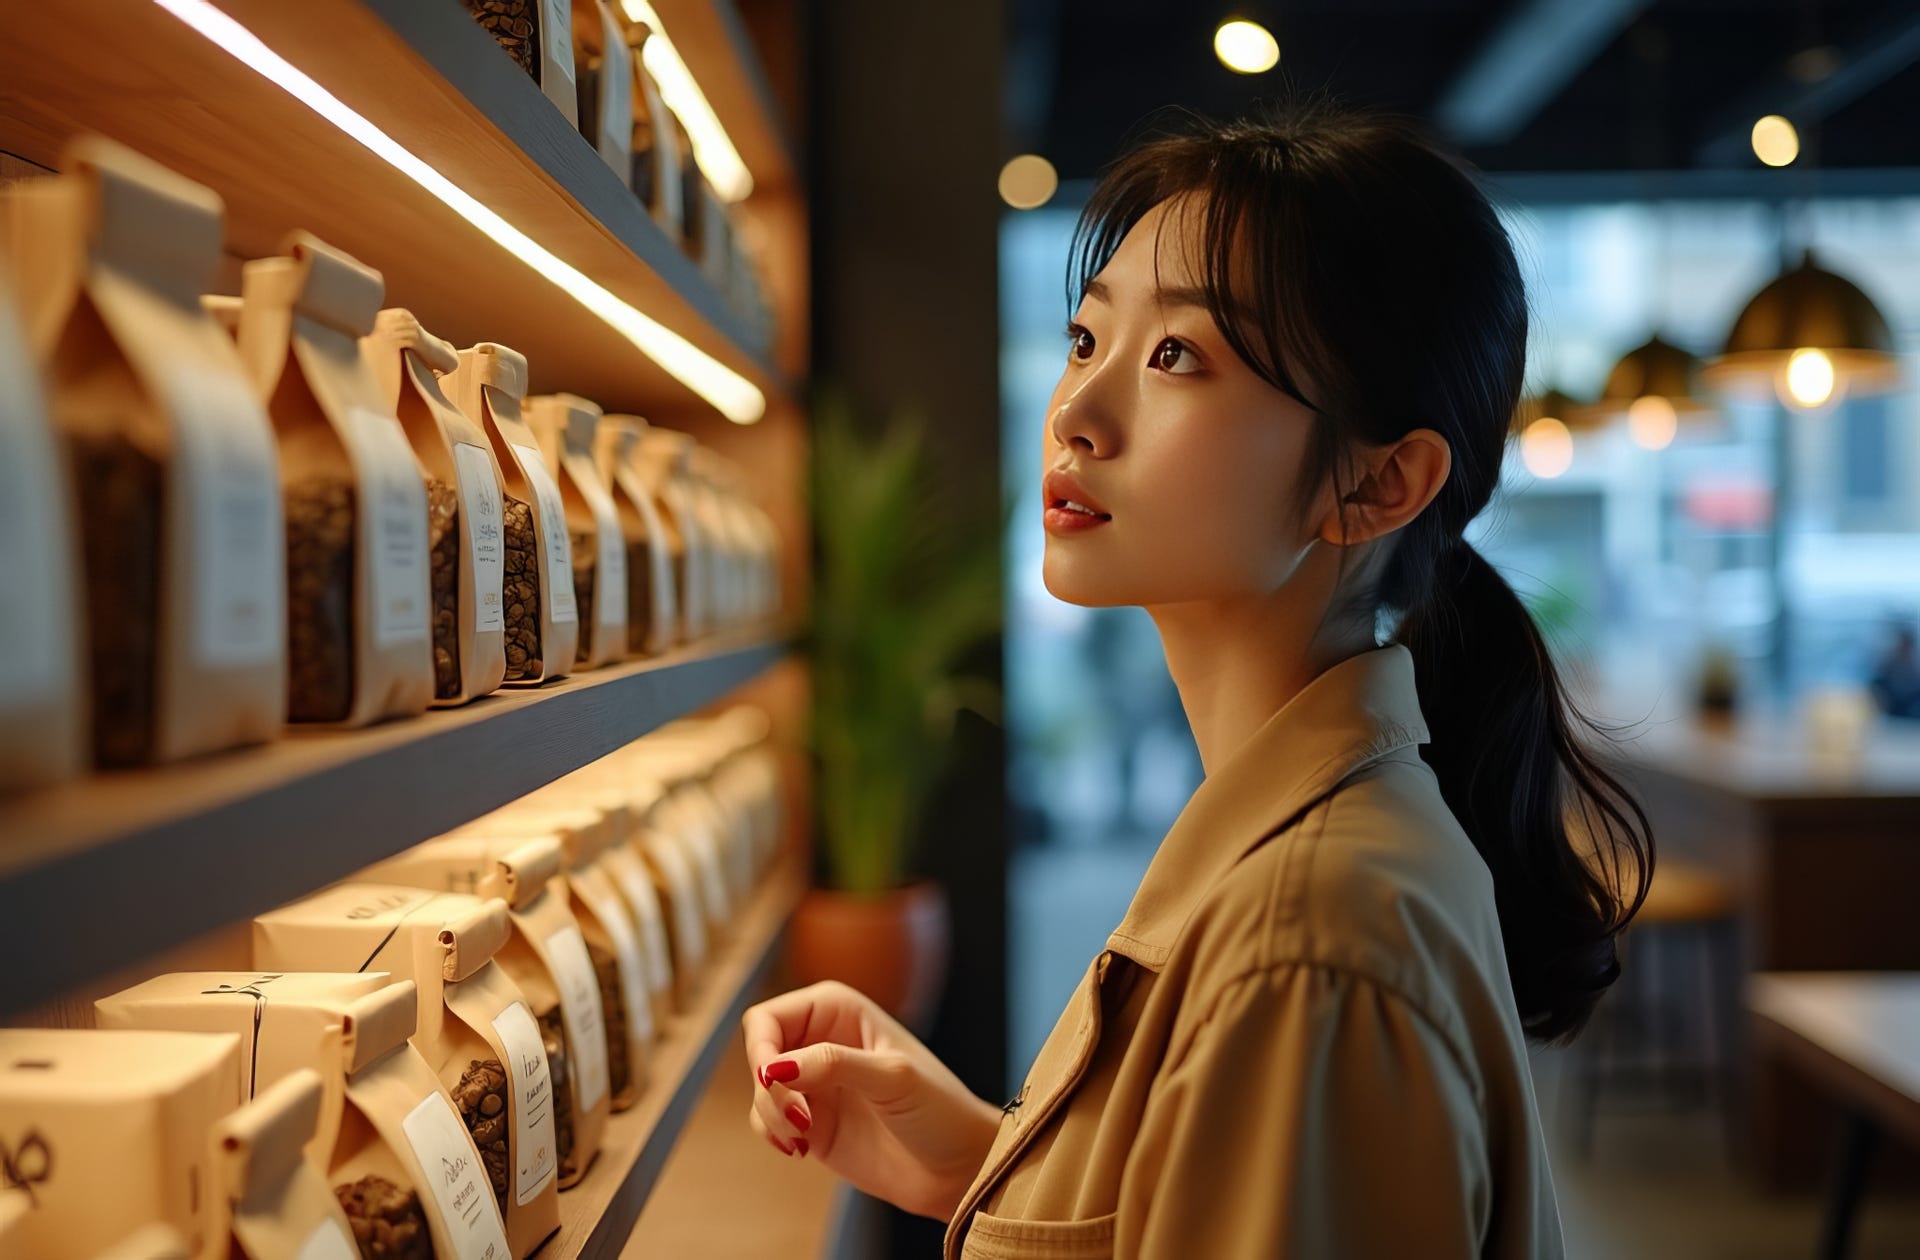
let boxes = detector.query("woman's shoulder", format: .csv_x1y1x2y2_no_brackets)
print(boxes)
1170,747,1516,1060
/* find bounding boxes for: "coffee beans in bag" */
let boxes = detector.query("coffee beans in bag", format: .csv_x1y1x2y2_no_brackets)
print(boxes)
0,1028,241,1258
213,1070,361,1260
235,234,434,726
460,0,577,125
0,267,85,792
252,888,561,1259
354,841,609,1188
442,345,577,686
0,138,285,767
525,394,627,670
362,310,509,707
595,415,676,656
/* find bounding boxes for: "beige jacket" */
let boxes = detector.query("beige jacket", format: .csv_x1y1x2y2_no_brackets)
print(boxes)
945,643,1564,1259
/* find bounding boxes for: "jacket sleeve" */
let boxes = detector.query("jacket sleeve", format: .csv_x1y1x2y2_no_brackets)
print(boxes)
1118,962,1490,1259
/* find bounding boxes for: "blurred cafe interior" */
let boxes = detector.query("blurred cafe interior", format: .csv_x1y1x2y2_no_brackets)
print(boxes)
2,1,1919,1257
997,3,1920,1259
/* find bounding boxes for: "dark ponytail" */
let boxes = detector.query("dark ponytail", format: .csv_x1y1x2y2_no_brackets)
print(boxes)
1071,99,1652,1044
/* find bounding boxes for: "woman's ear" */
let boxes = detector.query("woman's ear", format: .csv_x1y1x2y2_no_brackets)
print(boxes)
1317,430,1452,548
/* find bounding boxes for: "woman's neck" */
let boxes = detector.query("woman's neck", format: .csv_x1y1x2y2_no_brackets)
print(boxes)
1148,592,1376,778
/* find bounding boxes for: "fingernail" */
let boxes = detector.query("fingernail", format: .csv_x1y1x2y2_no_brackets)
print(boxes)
786,1103,811,1133
756,1065,767,1089
763,1059,799,1085
795,1138,810,1157
768,1133,793,1156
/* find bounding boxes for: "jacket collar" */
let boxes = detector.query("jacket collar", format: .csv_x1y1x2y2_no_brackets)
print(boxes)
1105,642,1431,971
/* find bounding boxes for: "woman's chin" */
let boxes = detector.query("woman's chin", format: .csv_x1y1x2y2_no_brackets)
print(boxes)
1041,555,1130,608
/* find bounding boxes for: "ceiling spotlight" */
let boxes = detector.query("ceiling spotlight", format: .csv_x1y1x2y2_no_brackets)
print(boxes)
1214,19,1280,74
998,154,1058,210
1751,114,1800,167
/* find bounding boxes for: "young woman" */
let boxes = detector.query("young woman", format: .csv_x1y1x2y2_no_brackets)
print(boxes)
742,101,1652,1259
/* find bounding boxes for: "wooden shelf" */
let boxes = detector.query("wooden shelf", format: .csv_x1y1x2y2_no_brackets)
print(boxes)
0,635,787,1017
560,851,810,1259
0,0,790,417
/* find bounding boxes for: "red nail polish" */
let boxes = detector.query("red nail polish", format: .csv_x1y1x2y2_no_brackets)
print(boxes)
763,1059,800,1085
768,1133,793,1156
786,1103,811,1132
756,1065,767,1089
795,1138,809,1157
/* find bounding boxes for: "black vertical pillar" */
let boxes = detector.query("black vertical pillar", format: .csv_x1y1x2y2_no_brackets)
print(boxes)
807,2,1008,1255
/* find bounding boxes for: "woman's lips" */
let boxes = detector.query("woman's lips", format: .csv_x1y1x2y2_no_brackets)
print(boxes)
1042,469,1111,535
1043,498,1111,536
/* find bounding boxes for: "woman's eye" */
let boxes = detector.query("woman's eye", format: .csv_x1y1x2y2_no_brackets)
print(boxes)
1065,323,1095,362
1152,338,1199,375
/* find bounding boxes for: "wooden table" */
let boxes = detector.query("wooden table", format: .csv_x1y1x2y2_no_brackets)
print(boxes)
1595,690,1920,1188
1748,974,1920,1259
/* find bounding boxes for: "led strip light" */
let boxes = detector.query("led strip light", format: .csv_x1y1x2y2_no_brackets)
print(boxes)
620,0,755,203
152,0,766,423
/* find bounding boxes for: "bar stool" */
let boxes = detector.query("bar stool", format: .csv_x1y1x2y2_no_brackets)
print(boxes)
1562,859,1743,1159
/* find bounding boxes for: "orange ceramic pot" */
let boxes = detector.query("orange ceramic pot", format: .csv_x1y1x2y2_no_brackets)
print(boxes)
785,881,951,1029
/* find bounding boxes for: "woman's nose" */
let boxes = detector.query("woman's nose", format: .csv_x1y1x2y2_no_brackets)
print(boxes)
1048,375,1120,458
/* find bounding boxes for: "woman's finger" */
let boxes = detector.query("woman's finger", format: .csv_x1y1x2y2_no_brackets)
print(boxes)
756,1040,912,1105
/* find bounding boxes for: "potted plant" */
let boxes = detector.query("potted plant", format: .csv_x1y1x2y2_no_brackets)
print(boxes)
787,396,1002,1027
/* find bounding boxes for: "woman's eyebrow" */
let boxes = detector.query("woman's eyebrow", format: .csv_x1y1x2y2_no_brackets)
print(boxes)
1082,277,1234,319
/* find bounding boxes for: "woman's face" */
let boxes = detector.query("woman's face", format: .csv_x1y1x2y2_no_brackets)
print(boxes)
1041,197,1327,609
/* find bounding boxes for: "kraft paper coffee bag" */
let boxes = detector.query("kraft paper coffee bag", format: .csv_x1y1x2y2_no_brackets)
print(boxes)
457,805,658,1108
354,842,609,1188
442,344,577,685
251,887,561,1259
0,266,85,792
524,394,627,670
594,415,676,656
572,0,634,180
526,773,675,1029
322,984,510,1260
633,427,707,644
626,24,680,230
362,309,509,707
0,1028,241,1259
95,971,390,1176
0,137,285,768
213,1070,360,1260
236,234,434,726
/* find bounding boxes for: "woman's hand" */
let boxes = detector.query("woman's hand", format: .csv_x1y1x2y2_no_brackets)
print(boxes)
741,980,1002,1221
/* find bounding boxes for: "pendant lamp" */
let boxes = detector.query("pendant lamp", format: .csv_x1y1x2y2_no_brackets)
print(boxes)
1701,248,1899,410
1511,388,1587,479
1578,334,1718,451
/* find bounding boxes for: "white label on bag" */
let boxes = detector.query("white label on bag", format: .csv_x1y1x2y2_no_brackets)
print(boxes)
511,443,576,623
344,407,431,647
579,878,653,1046
175,371,282,667
648,836,707,973
566,453,627,633
296,1217,360,1260
543,0,572,79
400,1091,511,1260
605,847,673,998
0,386,68,708
490,1000,558,1205
544,924,610,1110
453,443,505,634
601,25,634,171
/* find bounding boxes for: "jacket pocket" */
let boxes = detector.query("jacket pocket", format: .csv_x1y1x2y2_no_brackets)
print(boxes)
959,1209,1117,1260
